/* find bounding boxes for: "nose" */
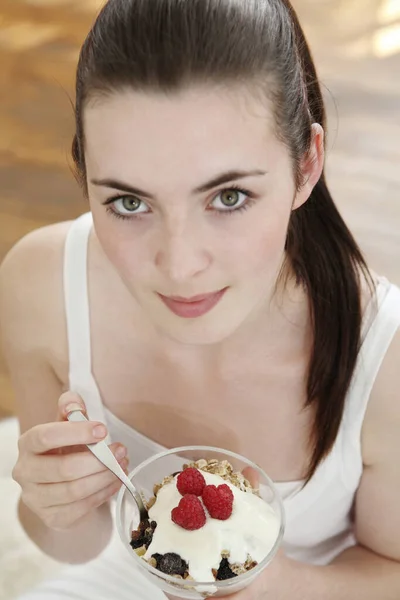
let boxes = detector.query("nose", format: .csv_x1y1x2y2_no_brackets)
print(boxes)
155,228,211,283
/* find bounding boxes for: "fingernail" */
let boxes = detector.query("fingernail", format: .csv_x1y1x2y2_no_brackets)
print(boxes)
93,425,107,439
120,458,129,470
115,446,127,460
65,403,83,414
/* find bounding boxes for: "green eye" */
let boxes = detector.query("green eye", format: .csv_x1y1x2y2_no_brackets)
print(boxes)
210,187,249,212
109,195,149,217
220,189,240,207
121,197,141,211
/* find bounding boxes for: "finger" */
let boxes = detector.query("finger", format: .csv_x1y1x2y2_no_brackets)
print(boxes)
19,420,108,455
36,457,129,507
45,478,124,531
24,443,128,483
57,392,87,421
242,466,260,489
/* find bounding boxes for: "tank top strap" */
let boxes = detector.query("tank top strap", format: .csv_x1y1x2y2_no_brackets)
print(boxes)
63,212,111,434
341,277,400,480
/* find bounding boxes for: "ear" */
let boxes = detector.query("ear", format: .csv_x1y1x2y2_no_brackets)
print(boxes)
292,123,325,210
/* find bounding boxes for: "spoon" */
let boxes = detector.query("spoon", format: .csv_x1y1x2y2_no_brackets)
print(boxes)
67,410,149,522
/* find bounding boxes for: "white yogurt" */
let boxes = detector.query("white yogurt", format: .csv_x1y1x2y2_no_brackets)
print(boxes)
144,471,280,582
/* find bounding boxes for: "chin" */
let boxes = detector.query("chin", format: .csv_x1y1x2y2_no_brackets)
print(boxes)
152,313,243,346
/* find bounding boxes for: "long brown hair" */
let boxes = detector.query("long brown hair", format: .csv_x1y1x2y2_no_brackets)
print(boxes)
72,0,374,482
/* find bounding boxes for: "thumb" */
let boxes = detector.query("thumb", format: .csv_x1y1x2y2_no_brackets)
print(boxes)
40,393,89,457
57,391,87,422
47,392,90,456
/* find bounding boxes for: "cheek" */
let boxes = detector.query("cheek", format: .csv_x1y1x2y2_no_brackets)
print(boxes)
92,214,150,280
220,207,289,277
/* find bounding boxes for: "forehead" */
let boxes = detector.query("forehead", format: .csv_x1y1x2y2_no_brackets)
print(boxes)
84,85,284,181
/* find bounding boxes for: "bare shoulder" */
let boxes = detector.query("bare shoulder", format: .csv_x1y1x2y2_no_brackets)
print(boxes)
354,288,400,560
362,286,400,468
0,221,72,362
1,220,71,275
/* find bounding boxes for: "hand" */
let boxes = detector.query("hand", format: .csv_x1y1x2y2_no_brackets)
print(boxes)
223,550,303,599
12,391,129,531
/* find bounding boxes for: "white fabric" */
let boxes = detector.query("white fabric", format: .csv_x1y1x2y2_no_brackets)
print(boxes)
17,525,165,600
0,418,62,600
17,212,400,598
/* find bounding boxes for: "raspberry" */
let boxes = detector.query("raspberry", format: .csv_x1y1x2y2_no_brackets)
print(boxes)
171,494,206,530
202,484,234,520
177,468,206,496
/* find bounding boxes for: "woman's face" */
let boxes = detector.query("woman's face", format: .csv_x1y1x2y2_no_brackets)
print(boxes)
84,85,322,344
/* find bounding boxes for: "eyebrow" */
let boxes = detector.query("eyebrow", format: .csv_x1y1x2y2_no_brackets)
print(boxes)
90,169,267,199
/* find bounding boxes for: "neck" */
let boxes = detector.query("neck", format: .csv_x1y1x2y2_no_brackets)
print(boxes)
158,274,311,370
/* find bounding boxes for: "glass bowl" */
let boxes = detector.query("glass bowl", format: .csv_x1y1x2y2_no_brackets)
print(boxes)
116,446,285,598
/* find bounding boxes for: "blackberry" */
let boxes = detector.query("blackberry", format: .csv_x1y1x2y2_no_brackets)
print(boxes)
131,520,158,550
154,553,188,576
152,553,163,566
215,558,238,581
130,533,145,549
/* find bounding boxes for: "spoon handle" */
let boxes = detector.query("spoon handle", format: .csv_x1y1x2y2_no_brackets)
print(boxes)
67,410,147,518
67,410,131,485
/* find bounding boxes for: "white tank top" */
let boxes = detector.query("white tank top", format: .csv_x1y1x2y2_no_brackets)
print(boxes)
64,212,400,566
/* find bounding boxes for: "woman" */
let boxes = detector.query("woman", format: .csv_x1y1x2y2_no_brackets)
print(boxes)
1,0,400,598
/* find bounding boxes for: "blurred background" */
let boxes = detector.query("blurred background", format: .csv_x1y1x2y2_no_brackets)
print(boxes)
0,0,399,597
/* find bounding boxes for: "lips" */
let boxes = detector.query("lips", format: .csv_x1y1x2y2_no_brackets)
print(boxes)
158,288,227,318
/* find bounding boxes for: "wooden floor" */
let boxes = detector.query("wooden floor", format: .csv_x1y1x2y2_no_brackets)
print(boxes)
1,0,400,415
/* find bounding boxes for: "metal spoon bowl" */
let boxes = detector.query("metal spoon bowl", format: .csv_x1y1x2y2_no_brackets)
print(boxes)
67,410,149,522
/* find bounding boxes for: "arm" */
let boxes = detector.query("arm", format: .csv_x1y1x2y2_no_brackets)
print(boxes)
228,328,400,599
315,325,400,597
0,225,113,564
18,491,113,565
266,544,400,600
286,327,400,598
